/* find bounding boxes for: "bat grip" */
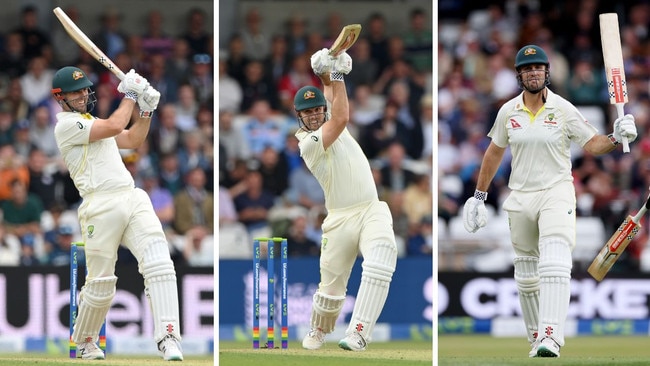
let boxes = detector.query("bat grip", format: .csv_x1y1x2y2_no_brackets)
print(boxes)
616,104,630,153
632,193,650,223
622,137,630,153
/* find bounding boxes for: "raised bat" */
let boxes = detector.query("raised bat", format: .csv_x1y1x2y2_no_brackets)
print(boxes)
329,24,362,57
53,7,125,80
600,13,629,152
588,193,650,281
319,24,362,85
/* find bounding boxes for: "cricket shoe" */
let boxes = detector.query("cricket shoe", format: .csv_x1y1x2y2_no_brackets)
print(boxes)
302,328,325,350
77,341,105,360
338,332,367,351
158,335,184,361
536,337,560,358
528,338,540,358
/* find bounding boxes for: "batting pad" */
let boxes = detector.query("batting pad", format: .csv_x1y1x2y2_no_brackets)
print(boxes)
514,256,540,343
72,276,117,343
346,241,396,342
311,292,346,333
142,239,181,342
538,237,572,346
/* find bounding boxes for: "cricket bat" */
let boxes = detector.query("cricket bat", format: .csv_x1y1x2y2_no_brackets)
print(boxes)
53,7,125,80
319,24,362,86
600,13,629,153
328,24,362,57
587,193,650,281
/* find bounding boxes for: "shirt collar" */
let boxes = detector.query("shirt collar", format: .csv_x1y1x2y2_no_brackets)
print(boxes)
513,88,555,110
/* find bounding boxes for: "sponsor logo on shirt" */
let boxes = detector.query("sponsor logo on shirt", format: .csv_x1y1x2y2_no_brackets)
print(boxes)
509,118,522,129
543,113,559,128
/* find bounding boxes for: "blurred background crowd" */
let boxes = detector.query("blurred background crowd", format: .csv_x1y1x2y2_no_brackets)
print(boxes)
0,3,214,268
438,0,650,273
218,4,434,259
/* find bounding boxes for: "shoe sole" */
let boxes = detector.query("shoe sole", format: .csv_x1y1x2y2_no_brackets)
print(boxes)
302,338,325,350
537,346,559,358
164,356,184,361
302,345,323,350
338,340,366,352
81,356,105,360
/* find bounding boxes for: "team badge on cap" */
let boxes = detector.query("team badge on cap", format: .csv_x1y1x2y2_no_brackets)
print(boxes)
72,70,84,80
304,90,315,100
523,47,537,56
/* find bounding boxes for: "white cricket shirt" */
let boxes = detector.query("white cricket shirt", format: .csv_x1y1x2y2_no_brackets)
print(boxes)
54,112,135,197
296,126,377,210
489,89,598,192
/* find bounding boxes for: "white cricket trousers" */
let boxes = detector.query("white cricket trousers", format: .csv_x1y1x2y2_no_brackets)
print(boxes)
317,200,396,295
77,187,167,279
502,180,577,256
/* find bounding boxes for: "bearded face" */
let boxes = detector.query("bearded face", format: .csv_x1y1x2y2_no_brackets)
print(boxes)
297,106,328,131
516,64,550,94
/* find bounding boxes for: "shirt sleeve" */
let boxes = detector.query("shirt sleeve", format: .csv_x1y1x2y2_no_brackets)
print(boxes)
488,106,510,148
566,106,598,147
56,113,94,148
296,128,325,162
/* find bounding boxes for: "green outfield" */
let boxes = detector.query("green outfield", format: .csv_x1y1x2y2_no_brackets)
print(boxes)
0,355,213,365
440,334,650,365
219,340,433,365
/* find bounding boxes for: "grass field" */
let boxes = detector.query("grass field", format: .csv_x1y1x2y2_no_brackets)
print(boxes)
0,355,213,365
218,340,433,365
439,335,650,365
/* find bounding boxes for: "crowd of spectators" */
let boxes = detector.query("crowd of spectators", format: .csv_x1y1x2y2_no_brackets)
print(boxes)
439,0,650,271
219,7,433,259
0,5,214,267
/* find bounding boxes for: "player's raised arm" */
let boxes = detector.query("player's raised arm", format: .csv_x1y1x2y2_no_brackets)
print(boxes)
115,86,161,149
310,49,352,148
89,69,149,142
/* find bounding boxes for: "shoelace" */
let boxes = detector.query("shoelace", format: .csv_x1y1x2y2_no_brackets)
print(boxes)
81,343,100,355
356,335,366,347
309,330,324,342
159,335,179,352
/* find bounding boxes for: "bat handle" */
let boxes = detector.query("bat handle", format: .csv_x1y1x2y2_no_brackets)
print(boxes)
616,104,630,153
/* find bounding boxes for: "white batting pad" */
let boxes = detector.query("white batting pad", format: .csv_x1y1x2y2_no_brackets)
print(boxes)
142,239,181,342
514,256,540,343
311,292,346,333
346,241,396,342
538,237,572,346
72,276,117,343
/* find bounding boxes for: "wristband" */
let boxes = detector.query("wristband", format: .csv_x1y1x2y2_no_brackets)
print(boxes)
331,72,344,82
124,91,138,101
607,133,620,146
140,110,154,118
474,190,488,201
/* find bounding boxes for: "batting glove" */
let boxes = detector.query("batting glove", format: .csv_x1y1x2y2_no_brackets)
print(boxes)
463,190,488,233
138,87,161,118
613,114,638,143
117,69,149,96
310,48,332,75
332,51,352,75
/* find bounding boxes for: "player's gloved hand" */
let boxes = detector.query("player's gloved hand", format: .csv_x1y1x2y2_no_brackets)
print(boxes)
117,69,149,97
463,190,488,233
310,48,332,75
332,51,352,75
614,114,638,143
138,86,161,118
